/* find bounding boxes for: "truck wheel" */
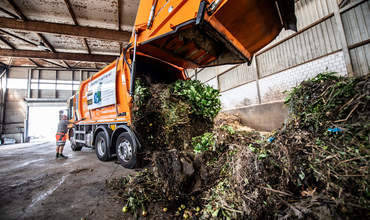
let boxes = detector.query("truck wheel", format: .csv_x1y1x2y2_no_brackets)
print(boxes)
71,142,82,151
70,129,82,151
116,132,136,169
95,131,110,161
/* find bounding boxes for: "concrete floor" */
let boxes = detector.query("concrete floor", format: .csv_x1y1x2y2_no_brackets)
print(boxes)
0,141,134,220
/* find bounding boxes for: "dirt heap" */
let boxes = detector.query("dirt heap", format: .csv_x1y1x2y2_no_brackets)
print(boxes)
202,72,370,219
107,78,223,217
108,73,369,219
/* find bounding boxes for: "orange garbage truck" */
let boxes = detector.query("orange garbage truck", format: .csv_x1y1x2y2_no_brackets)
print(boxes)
66,0,297,168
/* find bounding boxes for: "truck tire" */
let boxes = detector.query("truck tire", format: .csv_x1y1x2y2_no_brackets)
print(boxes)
95,131,110,161
71,142,83,151
70,129,82,151
116,132,136,169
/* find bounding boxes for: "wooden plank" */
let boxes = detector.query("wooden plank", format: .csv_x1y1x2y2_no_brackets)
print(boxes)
323,18,333,53
0,17,131,42
356,46,368,75
363,1,370,38
333,1,354,76
327,19,340,51
354,4,367,43
348,6,361,45
364,44,370,75
287,38,293,67
306,23,315,60
288,34,295,66
348,39,370,50
312,25,321,57
364,3,370,36
302,30,309,62
0,49,117,62
322,0,330,16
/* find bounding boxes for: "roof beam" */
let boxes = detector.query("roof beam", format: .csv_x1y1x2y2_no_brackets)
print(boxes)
0,29,38,46
5,0,27,20
64,0,79,25
8,57,13,65
36,33,55,52
7,1,71,68
71,61,81,68
41,59,66,68
0,35,15,49
0,49,117,63
0,6,20,19
0,17,131,42
63,0,92,56
82,38,91,54
61,60,71,69
28,58,43,67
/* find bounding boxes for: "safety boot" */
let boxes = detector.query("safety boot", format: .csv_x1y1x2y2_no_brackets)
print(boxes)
59,154,68,159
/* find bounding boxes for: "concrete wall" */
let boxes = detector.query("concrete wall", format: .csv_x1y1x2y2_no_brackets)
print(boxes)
193,0,369,131
226,102,289,132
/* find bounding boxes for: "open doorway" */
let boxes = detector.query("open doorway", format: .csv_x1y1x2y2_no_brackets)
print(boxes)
28,104,66,142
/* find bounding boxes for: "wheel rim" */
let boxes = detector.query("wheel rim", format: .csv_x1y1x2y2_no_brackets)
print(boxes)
97,138,106,156
118,139,132,162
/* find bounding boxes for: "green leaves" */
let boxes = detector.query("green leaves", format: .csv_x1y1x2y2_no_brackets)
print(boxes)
192,132,216,154
172,80,221,120
221,125,235,134
133,79,150,116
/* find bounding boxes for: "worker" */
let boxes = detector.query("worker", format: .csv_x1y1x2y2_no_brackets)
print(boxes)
56,115,69,159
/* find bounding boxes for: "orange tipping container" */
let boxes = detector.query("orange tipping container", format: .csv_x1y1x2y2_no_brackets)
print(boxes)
130,0,297,69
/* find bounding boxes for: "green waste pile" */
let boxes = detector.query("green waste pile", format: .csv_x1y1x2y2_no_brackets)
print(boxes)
107,73,369,219
132,79,221,153
202,73,369,219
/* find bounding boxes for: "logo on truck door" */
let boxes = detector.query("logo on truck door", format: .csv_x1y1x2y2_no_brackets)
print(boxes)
87,67,117,110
